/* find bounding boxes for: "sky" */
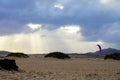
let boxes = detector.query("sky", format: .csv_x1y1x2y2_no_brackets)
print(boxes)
0,0,120,54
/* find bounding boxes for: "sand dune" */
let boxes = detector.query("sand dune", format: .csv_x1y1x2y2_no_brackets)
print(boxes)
0,56,120,80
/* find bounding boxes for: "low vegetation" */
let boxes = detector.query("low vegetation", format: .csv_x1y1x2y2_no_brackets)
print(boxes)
104,53,120,60
6,52,29,58
0,59,18,71
44,52,70,59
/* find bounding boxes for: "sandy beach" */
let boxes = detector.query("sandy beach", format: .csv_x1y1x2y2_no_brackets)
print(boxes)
0,56,120,80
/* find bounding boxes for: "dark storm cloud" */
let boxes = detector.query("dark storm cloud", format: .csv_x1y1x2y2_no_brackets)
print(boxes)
0,0,119,24
0,20,25,35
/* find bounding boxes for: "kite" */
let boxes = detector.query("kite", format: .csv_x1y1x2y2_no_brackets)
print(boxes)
97,44,102,53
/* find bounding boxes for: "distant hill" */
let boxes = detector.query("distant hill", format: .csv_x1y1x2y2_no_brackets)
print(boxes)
85,48,120,57
69,48,120,58
0,48,120,57
0,51,11,56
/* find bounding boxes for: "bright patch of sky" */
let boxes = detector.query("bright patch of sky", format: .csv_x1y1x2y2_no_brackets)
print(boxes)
0,23,111,53
54,4,64,10
27,23,42,30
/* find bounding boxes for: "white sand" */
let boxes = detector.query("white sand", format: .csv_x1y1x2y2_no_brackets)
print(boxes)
0,57,120,80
